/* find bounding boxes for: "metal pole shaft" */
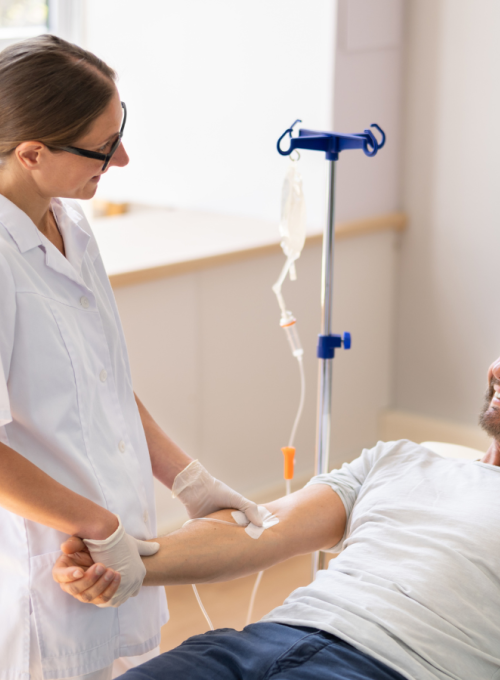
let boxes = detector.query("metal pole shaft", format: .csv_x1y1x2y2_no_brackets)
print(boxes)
312,160,336,578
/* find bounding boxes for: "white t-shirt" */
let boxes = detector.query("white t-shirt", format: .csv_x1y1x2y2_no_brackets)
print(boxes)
263,440,500,680
0,195,168,679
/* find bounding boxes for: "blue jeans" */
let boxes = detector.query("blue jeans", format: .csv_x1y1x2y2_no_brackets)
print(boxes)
118,623,408,680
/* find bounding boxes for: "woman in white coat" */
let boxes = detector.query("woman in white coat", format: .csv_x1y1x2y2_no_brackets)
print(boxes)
0,35,261,680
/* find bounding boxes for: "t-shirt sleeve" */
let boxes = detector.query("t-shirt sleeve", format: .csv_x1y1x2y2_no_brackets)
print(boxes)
0,253,15,427
305,441,391,551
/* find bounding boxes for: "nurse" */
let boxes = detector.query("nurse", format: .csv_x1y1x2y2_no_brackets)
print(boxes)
0,35,261,680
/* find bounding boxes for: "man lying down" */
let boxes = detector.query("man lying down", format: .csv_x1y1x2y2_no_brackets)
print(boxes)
53,358,500,680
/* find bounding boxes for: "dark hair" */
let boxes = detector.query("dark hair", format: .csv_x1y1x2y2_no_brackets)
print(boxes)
0,34,116,157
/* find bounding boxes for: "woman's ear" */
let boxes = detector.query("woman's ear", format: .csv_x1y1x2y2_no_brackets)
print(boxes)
14,141,46,170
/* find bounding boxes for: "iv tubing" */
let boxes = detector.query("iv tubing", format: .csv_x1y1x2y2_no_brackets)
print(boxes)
184,517,269,629
192,584,214,631
184,517,240,632
245,361,302,625
288,355,305,450
245,569,263,626
272,256,296,316
245,368,302,626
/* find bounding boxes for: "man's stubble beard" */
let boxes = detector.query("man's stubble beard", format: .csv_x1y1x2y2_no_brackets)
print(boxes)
478,383,500,439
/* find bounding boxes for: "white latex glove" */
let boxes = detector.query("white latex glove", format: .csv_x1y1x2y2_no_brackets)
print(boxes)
172,460,263,526
83,516,160,608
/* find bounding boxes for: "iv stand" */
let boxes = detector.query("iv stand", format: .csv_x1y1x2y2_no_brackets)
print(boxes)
314,159,336,573
276,120,386,577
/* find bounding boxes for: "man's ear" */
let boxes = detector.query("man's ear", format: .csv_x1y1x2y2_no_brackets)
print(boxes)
14,141,46,170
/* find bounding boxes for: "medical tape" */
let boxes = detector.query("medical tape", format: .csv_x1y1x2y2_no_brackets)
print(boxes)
231,505,279,539
183,506,279,539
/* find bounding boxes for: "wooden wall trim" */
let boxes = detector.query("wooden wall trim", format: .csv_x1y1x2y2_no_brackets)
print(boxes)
109,211,407,289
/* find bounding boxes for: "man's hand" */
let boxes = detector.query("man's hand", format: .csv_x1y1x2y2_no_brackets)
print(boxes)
53,537,121,605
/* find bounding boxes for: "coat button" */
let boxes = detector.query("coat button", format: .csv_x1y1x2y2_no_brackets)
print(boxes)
100,369,108,383
118,440,126,453
80,296,90,309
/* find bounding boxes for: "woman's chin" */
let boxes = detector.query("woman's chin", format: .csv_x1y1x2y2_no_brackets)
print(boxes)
77,182,100,200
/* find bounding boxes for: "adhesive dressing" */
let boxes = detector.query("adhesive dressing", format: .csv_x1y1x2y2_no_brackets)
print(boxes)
231,506,279,539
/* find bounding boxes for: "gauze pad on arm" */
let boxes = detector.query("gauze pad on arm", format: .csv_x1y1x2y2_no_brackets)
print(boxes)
231,505,279,539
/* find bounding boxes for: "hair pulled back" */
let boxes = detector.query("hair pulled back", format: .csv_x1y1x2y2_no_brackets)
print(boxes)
0,34,116,158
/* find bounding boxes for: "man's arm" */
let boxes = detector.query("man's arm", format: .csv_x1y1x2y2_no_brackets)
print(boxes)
144,484,345,586
53,483,346,603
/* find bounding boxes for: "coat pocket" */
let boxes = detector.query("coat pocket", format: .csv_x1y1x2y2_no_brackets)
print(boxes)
30,550,119,678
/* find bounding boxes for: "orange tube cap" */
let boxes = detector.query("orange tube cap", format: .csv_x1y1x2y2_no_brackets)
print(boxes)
281,446,295,480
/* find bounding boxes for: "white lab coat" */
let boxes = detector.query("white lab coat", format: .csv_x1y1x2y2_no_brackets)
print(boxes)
0,195,168,679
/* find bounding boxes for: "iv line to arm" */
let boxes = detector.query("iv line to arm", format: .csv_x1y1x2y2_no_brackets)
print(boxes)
143,485,344,585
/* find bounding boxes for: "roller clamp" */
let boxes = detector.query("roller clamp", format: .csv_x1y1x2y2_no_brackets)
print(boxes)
317,332,351,359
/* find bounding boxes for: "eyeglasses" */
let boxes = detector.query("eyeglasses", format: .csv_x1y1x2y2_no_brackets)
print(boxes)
54,101,127,171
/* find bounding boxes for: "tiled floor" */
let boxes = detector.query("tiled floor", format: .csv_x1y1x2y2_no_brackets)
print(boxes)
160,554,316,653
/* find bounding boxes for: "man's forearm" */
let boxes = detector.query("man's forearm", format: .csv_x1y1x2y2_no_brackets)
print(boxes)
0,441,118,539
142,484,345,586
135,393,192,488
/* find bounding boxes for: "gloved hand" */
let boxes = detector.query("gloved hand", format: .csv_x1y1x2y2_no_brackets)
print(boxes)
83,515,159,608
172,460,263,526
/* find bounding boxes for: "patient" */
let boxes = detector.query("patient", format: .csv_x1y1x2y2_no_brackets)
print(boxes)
53,358,500,680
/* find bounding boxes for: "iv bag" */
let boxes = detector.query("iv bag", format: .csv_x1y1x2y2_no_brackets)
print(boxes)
279,162,306,264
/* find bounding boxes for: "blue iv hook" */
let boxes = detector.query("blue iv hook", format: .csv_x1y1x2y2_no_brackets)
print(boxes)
277,120,386,162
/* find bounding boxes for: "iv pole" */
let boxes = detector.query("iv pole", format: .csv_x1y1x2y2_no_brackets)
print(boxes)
314,159,336,572
276,121,386,576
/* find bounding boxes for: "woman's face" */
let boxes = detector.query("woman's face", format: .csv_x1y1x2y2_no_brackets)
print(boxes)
24,87,129,201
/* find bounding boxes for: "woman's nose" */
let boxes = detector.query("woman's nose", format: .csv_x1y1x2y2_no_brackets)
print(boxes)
110,143,129,169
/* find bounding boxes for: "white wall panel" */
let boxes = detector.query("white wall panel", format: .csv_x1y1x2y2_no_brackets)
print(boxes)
395,0,500,425
333,0,405,223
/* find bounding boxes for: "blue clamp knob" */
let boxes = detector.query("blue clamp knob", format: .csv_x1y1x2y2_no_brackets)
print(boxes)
317,333,351,359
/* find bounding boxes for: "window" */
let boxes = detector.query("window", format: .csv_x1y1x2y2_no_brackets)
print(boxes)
0,0,48,39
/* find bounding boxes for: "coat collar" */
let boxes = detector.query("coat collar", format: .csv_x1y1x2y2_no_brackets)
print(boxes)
0,193,43,254
51,198,91,274
0,194,97,277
